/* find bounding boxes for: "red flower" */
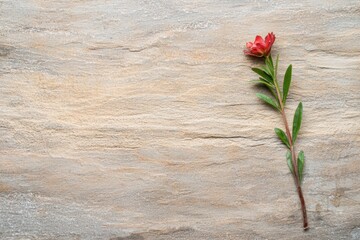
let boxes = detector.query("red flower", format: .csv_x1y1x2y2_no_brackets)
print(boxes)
244,32,275,57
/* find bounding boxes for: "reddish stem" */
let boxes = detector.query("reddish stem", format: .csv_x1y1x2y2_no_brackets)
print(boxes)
270,56,309,230
281,109,309,230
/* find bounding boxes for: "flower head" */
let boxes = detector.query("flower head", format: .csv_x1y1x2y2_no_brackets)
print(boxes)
244,32,275,57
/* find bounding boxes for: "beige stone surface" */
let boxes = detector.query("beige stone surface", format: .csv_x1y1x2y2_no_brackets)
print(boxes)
1,0,359,239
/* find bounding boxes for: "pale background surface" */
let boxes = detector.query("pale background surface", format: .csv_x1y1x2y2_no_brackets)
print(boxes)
0,0,359,239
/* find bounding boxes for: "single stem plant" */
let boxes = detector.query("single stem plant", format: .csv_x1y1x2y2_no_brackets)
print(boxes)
244,33,309,230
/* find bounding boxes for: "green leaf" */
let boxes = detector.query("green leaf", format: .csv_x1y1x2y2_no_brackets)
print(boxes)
267,55,274,69
260,66,273,77
259,77,273,85
286,150,294,174
275,54,279,77
297,150,305,183
265,56,274,77
252,68,273,83
256,93,279,110
282,64,292,104
251,79,274,89
292,102,303,143
274,128,290,148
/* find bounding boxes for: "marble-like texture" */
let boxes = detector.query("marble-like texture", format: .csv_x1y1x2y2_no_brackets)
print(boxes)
0,0,359,239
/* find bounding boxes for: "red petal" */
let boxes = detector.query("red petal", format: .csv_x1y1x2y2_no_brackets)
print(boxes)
265,32,275,45
244,50,263,57
246,42,253,48
243,50,251,55
254,35,265,45
263,32,275,56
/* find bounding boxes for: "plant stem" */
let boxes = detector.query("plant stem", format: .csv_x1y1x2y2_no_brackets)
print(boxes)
280,107,309,230
269,56,309,230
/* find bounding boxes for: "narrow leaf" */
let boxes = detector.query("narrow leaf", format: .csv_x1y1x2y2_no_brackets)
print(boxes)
292,102,303,143
261,66,273,77
286,150,294,174
275,54,279,77
252,68,273,83
274,128,290,148
268,55,274,69
251,80,274,89
282,64,292,104
259,77,273,85
297,150,305,183
256,93,279,110
265,56,274,77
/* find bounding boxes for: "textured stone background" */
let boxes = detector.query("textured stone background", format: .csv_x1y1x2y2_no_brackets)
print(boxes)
1,0,359,239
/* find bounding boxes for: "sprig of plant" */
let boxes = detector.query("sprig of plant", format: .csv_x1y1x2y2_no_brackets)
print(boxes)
244,33,309,230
